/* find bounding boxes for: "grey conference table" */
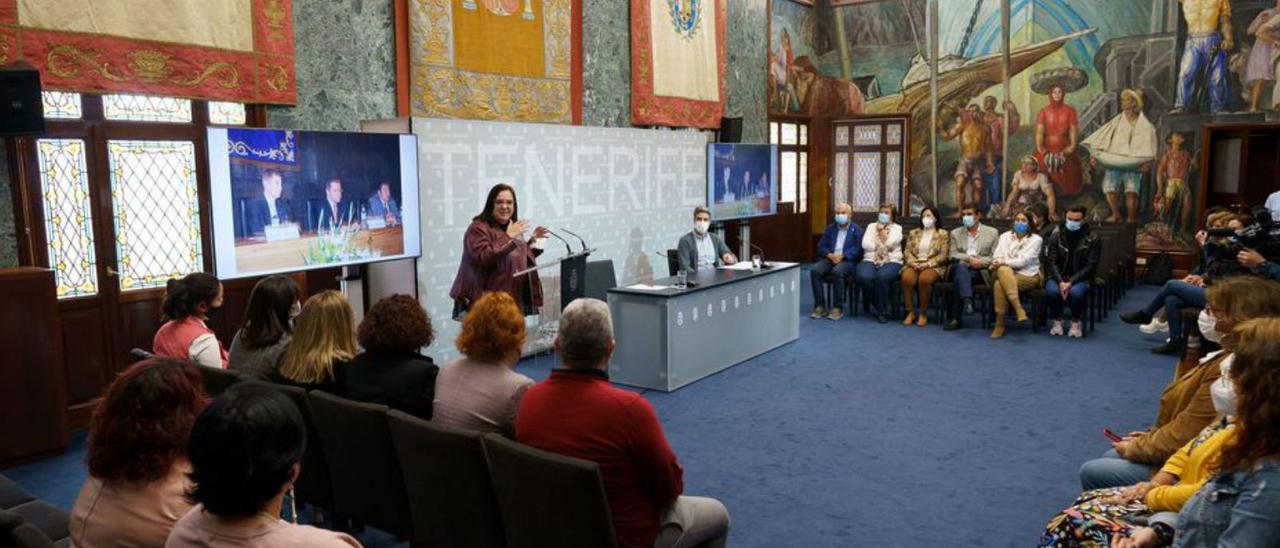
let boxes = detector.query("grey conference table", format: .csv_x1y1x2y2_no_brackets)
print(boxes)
606,262,800,391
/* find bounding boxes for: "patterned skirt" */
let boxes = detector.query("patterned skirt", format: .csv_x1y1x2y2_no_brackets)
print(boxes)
1037,487,1147,547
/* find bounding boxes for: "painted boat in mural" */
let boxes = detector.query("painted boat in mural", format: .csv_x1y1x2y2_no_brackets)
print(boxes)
862,28,1098,158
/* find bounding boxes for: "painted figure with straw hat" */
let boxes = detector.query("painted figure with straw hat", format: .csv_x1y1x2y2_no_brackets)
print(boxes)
1032,67,1087,199
1082,89,1158,223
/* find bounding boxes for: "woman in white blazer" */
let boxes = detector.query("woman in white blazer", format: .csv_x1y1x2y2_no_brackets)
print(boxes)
989,211,1043,339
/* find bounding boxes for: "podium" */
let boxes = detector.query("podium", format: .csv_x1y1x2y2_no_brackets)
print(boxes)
516,249,594,308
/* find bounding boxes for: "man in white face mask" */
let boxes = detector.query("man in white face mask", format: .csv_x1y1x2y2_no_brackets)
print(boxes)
676,206,736,274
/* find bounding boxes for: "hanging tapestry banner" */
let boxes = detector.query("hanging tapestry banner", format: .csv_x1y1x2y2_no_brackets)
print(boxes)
631,0,726,128
409,0,573,123
0,0,296,104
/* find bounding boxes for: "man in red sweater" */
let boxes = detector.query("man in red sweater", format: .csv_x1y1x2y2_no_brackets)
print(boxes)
516,298,730,548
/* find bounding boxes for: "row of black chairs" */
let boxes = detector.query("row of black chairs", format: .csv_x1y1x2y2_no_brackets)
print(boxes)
812,220,1138,336
129,351,621,548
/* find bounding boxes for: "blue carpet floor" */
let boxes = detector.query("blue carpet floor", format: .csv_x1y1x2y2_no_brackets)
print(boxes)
3,281,1178,547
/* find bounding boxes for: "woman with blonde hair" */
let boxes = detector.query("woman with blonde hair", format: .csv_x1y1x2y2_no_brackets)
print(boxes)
432,291,535,437
1081,277,1280,490
273,290,355,394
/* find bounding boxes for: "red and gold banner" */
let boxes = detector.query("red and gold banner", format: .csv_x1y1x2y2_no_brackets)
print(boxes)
631,0,727,128
0,0,295,105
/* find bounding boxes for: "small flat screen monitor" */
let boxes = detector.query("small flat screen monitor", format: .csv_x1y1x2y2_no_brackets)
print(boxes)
206,128,422,279
706,143,778,221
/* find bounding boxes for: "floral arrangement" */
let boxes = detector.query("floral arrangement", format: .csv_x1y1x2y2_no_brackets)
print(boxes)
303,202,382,265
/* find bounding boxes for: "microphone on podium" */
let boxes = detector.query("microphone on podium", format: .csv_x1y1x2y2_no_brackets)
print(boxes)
559,227,588,252
544,229,573,254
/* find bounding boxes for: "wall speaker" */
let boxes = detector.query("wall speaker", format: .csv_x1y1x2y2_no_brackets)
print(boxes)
0,65,45,136
719,117,742,143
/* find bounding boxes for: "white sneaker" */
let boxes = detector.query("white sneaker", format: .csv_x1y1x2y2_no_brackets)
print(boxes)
1139,318,1169,334
1069,321,1083,338
1049,320,1064,336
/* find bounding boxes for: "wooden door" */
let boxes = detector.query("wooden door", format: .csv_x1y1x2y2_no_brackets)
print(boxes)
830,117,910,223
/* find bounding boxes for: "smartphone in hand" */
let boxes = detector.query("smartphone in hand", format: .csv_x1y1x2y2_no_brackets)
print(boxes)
1103,428,1123,443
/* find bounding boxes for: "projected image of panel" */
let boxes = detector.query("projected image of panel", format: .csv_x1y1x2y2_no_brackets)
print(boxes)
706,144,778,221
207,128,422,279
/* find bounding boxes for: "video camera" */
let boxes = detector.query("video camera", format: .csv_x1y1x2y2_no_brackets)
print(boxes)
1206,206,1280,261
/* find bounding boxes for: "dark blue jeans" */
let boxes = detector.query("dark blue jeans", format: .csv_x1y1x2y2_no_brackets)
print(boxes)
1141,280,1206,339
951,262,980,300
855,261,902,316
810,260,855,308
1046,279,1089,321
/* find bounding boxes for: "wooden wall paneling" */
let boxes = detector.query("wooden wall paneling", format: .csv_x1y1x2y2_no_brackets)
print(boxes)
0,268,70,465
57,304,111,405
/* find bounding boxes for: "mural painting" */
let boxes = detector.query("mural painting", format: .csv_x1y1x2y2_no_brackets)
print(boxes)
770,0,1276,253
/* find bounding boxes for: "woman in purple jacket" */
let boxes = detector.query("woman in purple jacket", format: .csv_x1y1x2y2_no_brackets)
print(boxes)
450,184,549,319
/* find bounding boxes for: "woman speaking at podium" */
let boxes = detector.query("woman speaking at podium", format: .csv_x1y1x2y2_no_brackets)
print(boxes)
450,183,549,319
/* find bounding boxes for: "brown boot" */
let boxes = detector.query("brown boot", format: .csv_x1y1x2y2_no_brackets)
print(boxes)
902,312,916,325
1010,295,1028,322
990,314,1006,339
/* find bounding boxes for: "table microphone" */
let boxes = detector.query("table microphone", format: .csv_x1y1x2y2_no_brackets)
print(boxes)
559,227,588,252
748,243,772,269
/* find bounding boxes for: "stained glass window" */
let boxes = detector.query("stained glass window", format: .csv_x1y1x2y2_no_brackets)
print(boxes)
834,152,849,207
107,140,203,291
852,152,881,211
41,91,82,119
887,123,903,146
103,94,193,123
781,123,798,145
208,101,247,125
885,151,902,210
799,125,808,146
769,122,779,144
36,139,98,298
798,152,808,213
835,126,850,147
780,151,797,203
854,124,883,146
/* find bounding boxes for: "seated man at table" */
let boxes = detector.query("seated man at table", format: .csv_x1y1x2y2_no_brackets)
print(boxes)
317,177,354,231
366,181,400,227
944,206,999,331
810,202,864,320
245,169,293,237
516,299,731,548
676,206,737,273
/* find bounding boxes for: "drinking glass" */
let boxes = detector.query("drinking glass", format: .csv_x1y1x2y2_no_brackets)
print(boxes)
675,269,688,289
752,255,763,270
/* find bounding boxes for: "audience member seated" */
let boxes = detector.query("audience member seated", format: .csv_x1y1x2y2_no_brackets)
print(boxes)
432,291,534,437
153,273,227,369
229,275,300,380
900,206,949,327
1122,214,1252,355
855,203,904,323
1110,318,1280,548
945,206,999,331
1043,206,1100,339
273,290,354,394
70,358,206,548
1136,209,1230,336
676,206,737,273
165,384,360,547
809,202,863,321
343,294,438,420
1079,277,1280,490
516,299,730,548
988,212,1042,339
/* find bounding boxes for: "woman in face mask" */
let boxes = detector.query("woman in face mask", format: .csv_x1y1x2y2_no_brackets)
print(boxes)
900,207,950,327
153,272,228,369
988,212,1043,339
854,203,904,323
1080,277,1280,493
1111,317,1280,548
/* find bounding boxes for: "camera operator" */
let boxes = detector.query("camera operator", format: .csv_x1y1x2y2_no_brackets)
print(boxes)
1233,207,1280,281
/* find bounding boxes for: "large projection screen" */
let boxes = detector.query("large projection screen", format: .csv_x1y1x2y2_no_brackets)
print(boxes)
411,118,708,360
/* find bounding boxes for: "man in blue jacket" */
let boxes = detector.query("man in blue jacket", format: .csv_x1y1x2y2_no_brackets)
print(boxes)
811,202,863,320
